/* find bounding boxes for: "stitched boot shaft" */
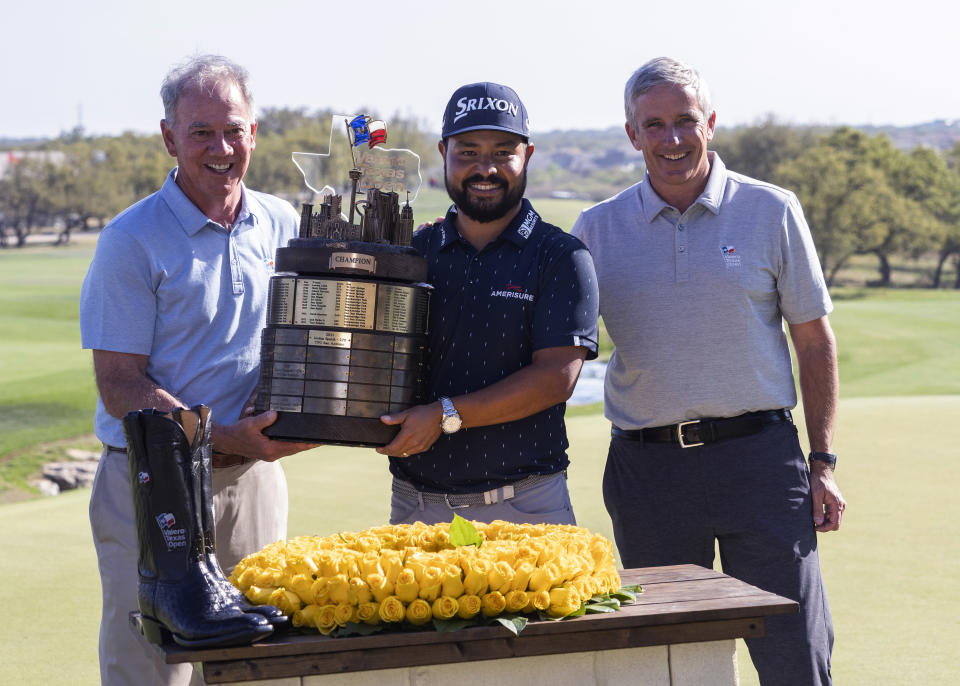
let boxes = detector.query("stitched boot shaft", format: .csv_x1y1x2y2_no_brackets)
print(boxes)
123,409,273,648
175,405,289,630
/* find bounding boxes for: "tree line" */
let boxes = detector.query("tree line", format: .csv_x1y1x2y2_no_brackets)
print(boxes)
2,110,959,288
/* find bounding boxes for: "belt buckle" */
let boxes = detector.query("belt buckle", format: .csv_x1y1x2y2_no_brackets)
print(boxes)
677,420,704,448
444,494,470,510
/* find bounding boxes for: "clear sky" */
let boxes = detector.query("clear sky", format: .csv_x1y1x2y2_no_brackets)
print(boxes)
3,0,958,140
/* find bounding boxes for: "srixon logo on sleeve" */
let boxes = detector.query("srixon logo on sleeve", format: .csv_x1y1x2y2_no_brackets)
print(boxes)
155,513,187,551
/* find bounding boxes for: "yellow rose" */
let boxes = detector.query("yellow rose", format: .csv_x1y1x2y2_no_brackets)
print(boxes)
348,577,372,605
441,564,465,598
287,573,316,605
356,602,380,625
360,552,383,577
527,566,553,593
233,566,258,591
462,559,491,596
254,568,281,587
334,602,357,627
292,603,323,628
487,560,515,594
314,604,338,634
510,561,535,592
431,595,460,620
268,587,301,615
457,594,482,619
418,565,443,602
327,573,350,604
480,591,506,617
395,568,419,603
547,586,582,618
379,595,406,623
366,572,394,603
524,590,551,613
405,598,433,625
311,576,330,605
380,550,404,585
504,590,529,613
244,585,276,605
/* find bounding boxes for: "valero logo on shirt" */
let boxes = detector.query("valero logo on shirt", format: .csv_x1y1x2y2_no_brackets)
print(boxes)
720,245,742,268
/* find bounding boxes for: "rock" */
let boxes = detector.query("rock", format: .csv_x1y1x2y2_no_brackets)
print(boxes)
30,478,61,497
42,461,99,490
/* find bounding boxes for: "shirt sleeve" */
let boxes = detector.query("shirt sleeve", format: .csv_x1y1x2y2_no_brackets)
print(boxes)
531,237,600,359
79,227,157,355
777,193,833,324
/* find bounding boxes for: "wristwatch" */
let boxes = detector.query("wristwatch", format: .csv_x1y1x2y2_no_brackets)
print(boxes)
808,451,838,469
439,396,462,434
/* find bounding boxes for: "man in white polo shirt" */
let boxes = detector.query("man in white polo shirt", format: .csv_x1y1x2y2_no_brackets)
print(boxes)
571,57,846,685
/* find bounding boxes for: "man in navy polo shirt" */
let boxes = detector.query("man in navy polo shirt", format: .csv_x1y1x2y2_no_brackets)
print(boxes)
377,82,599,526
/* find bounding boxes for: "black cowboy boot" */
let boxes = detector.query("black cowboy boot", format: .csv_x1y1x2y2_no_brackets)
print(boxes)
124,409,274,648
173,405,290,631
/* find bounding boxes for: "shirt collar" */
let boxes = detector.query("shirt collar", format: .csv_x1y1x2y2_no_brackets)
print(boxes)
637,151,727,222
438,198,539,250
160,167,254,237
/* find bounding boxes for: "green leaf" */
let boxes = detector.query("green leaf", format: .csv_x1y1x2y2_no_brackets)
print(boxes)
433,617,479,633
492,615,527,636
334,622,385,637
449,514,483,548
584,604,617,613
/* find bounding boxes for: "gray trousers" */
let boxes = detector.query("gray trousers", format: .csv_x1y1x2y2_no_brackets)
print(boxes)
603,421,834,686
390,471,576,526
89,447,287,686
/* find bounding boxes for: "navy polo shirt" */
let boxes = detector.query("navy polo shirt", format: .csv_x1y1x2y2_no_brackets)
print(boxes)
389,198,599,494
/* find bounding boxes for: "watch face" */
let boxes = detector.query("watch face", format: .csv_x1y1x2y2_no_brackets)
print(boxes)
441,413,462,434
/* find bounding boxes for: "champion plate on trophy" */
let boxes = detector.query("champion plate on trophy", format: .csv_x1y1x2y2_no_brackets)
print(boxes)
254,115,431,446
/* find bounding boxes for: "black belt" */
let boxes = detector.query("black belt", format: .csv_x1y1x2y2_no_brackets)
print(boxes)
612,409,792,448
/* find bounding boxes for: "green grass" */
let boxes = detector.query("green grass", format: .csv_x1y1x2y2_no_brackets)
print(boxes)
2,398,957,685
0,242,98,495
1,219,959,684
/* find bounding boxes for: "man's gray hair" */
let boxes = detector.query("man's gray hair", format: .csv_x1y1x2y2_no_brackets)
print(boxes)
624,57,712,127
160,54,255,127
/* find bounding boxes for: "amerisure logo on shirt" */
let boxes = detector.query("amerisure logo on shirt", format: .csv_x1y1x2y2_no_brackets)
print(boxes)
490,282,534,302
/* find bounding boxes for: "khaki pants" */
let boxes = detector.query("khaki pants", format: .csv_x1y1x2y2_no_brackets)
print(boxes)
89,447,287,686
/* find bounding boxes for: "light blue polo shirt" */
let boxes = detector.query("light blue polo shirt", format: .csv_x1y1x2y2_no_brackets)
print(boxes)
80,168,299,447
571,153,832,430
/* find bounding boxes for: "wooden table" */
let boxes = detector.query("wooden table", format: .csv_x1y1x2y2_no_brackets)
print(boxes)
141,565,797,686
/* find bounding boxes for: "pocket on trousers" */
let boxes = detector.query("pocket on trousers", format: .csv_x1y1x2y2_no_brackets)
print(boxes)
389,489,420,524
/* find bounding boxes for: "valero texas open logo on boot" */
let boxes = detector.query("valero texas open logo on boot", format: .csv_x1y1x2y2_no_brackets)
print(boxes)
155,513,187,551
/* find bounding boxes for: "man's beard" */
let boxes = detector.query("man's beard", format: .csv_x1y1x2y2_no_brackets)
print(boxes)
445,167,527,224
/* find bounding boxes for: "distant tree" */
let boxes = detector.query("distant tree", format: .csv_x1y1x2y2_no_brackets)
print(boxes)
0,158,67,246
713,116,818,183
776,141,896,286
